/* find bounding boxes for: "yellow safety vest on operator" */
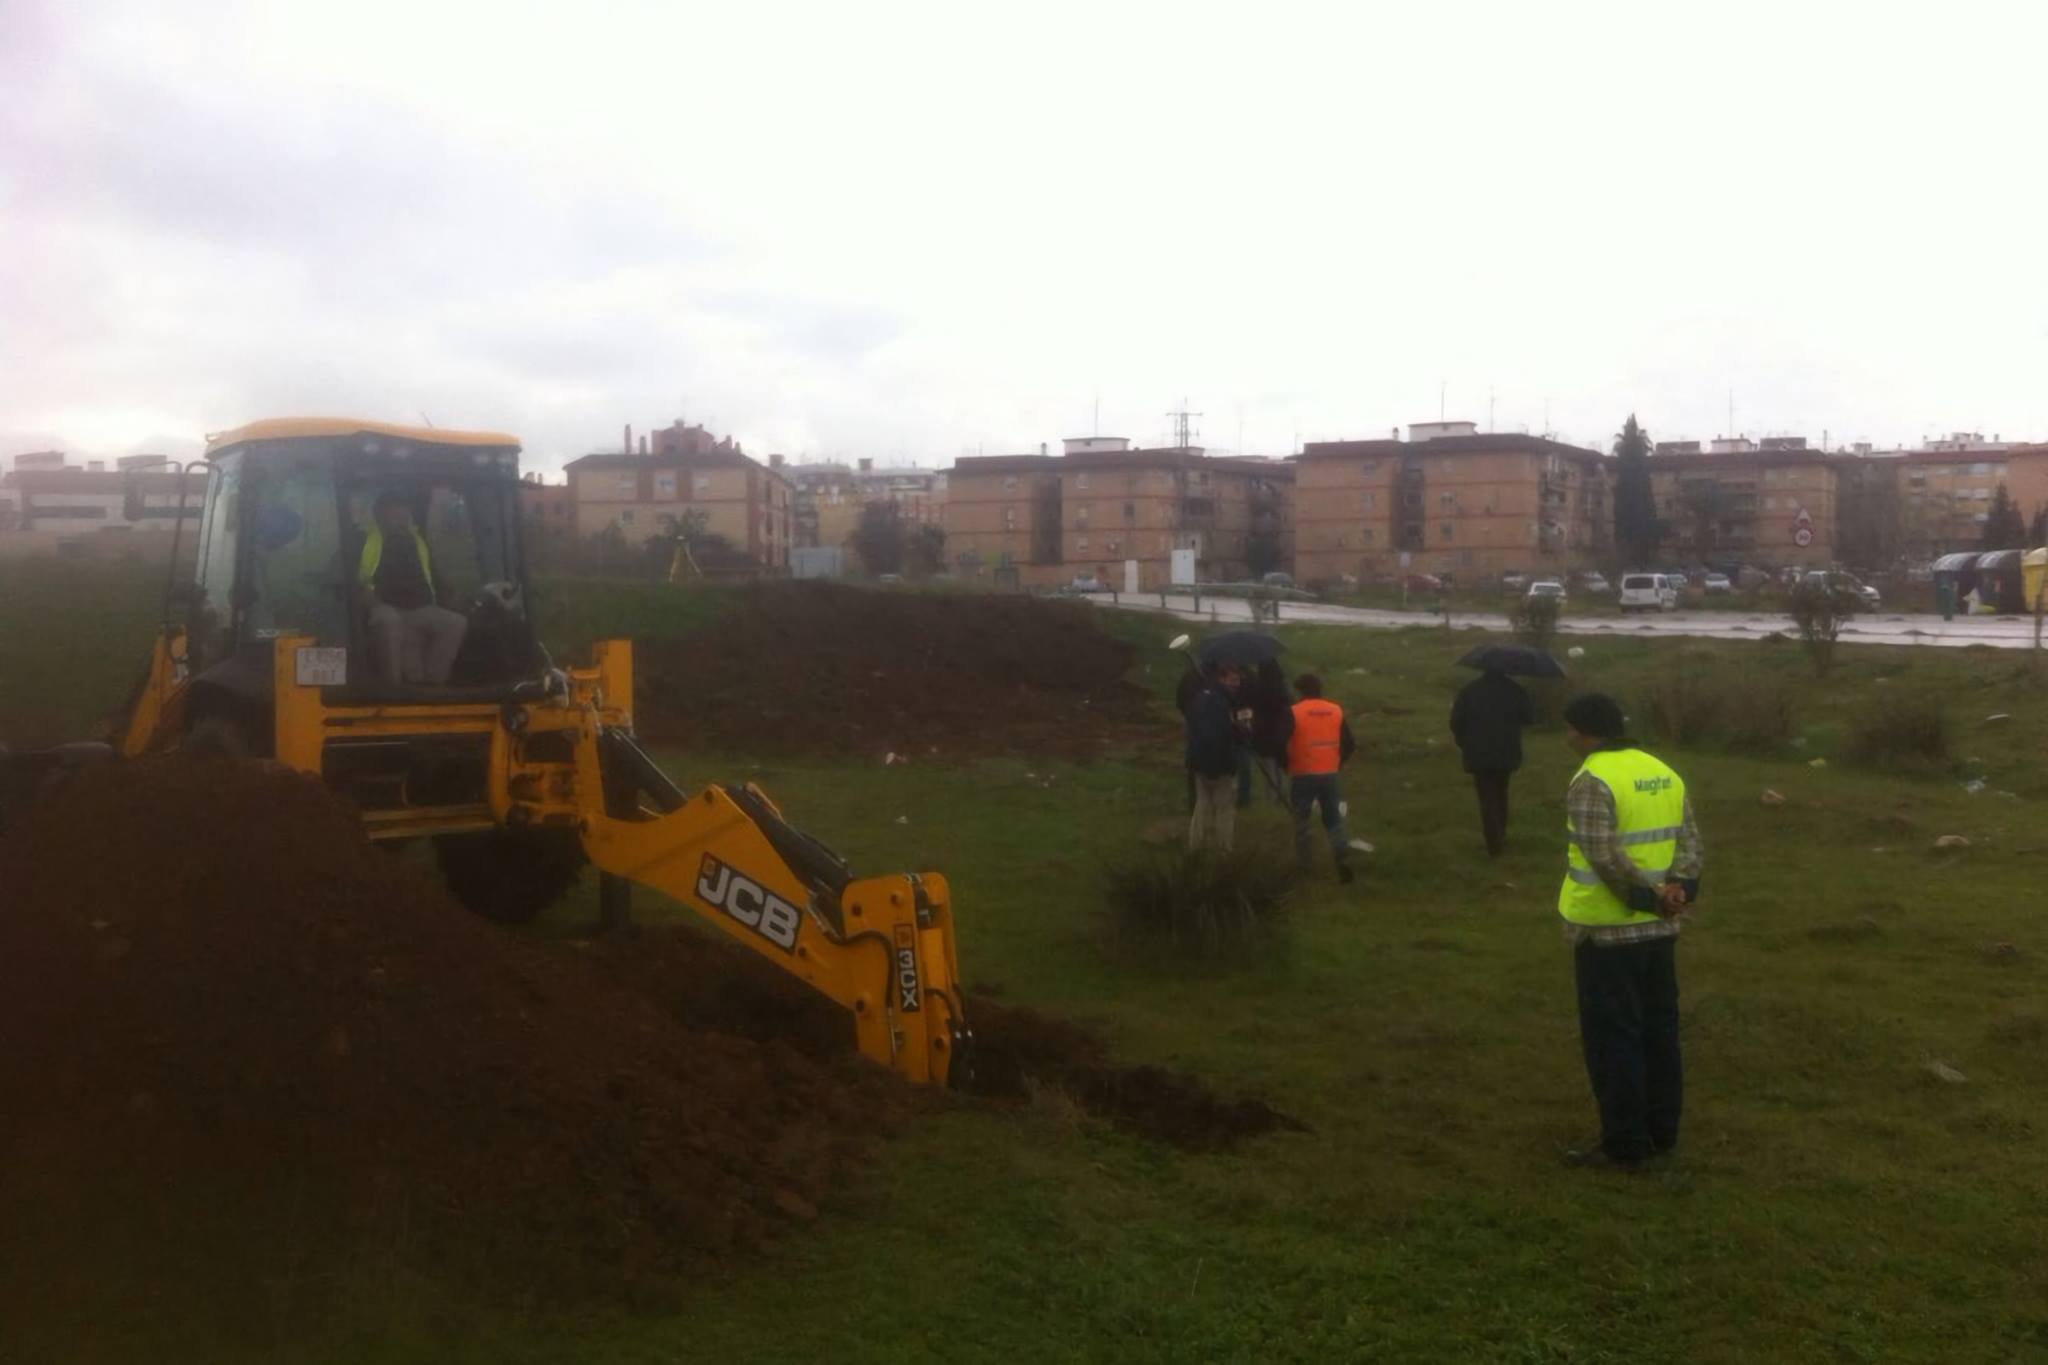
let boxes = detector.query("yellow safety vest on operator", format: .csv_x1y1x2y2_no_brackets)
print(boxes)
1559,747,1686,927
356,527,435,593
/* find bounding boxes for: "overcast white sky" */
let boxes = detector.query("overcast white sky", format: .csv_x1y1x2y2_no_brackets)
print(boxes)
4,0,2044,473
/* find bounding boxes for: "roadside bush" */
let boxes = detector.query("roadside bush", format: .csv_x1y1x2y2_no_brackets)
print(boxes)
1789,581,1854,676
1102,841,1295,958
1845,693,1951,769
1639,664,1796,754
1510,594,1560,651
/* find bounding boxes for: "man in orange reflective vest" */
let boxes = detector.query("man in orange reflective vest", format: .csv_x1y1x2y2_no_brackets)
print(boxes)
1286,673,1358,883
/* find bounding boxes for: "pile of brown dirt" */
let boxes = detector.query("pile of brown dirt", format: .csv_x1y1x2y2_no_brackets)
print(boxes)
0,758,901,1314
634,582,1165,758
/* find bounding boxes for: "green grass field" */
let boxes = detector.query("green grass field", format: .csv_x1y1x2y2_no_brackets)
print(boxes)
6,564,2047,1363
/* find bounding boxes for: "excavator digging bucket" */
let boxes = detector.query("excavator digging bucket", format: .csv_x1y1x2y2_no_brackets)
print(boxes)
0,742,116,838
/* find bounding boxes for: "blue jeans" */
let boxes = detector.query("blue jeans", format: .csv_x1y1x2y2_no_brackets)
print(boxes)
1289,774,1348,871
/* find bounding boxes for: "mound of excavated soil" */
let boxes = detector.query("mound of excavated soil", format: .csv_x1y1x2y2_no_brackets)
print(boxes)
0,758,901,1311
634,583,1165,759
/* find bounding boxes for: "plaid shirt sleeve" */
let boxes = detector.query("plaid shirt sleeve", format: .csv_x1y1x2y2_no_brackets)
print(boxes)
1566,770,1661,901
1671,794,1704,882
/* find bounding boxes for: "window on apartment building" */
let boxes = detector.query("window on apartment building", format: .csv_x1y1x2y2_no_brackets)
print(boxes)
1363,492,1375,510
1360,528,1374,544
1438,492,1456,510
654,472,677,497
1971,463,1993,476
1003,506,1017,528
619,509,635,525
1075,473,1089,490
1122,501,1135,521
1975,487,1992,501
1106,539,1120,553
1077,506,1090,525
1361,462,1379,475
1440,522,1454,541
614,474,636,496
1002,475,1018,491
693,474,711,493
1077,536,1089,553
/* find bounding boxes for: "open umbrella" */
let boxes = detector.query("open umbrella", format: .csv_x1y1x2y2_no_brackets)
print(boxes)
1195,630,1284,670
1456,642,1565,678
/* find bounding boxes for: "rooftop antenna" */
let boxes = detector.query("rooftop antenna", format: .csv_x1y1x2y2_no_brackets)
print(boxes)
1166,398,1202,451
1488,386,1496,433
1093,392,1100,437
1727,389,1735,439
1439,381,1446,422
419,411,436,428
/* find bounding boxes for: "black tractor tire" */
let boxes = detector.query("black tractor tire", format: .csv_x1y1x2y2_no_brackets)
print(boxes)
433,828,586,926
182,715,258,760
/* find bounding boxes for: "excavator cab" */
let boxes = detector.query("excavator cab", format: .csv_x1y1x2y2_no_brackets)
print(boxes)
184,421,543,704
30,418,974,1087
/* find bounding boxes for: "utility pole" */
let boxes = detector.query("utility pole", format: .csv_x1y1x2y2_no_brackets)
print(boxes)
1165,399,1203,451
1488,386,1496,433
1439,381,1446,422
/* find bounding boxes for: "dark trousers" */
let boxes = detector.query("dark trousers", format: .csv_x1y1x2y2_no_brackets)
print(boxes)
1288,774,1348,871
1574,937,1682,1161
1471,769,1512,856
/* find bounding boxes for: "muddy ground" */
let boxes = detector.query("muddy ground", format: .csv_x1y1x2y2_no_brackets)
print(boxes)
1,757,1296,1322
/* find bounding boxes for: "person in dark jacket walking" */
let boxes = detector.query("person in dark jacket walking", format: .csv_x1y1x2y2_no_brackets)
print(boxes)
1244,659,1295,807
1450,667,1533,857
1185,665,1245,851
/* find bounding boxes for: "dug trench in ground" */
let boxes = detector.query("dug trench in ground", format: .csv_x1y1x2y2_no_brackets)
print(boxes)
584,928,1306,1152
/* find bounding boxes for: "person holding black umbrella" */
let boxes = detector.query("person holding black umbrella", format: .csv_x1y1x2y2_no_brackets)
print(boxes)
1450,648,1543,857
1185,663,1246,852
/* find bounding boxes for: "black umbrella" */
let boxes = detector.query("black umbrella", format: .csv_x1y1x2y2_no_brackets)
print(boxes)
1196,630,1284,670
1456,642,1565,678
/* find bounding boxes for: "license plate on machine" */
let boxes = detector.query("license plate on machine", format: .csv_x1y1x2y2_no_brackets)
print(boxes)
294,647,348,686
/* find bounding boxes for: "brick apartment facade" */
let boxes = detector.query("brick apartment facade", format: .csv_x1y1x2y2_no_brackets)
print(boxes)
944,442,1291,590
1647,445,1839,567
1293,427,1608,585
563,447,794,573
789,459,946,549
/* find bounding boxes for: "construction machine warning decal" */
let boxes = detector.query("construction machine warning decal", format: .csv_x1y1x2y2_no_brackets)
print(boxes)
696,855,801,952
893,923,922,1013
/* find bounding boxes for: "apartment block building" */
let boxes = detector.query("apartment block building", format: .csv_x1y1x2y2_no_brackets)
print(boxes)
1893,449,2012,555
944,439,1291,590
789,459,947,549
0,455,202,555
1647,442,1838,567
1293,425,1608,584
563,445,794,574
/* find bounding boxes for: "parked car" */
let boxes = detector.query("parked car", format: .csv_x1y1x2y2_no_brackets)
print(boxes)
1665,570,1690,593
1578,571,1612,594
1801,569,1880,610
1701,572,1733,594
1526,580,1566,603
1400,572,1446,593
1260,571,1296,588
1619,572,1679,613
1500,570,1530,592
1066,573,1105,593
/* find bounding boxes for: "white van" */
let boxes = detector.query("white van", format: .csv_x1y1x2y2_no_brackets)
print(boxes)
1619,572,1678,613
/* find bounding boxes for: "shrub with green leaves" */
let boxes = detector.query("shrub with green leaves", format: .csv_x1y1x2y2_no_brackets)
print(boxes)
1102,841,1295,958
1639,662,1795,754
1845,693,1951,769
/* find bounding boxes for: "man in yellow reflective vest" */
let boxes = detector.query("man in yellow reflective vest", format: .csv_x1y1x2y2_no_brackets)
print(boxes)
357,492,467,685
1557,693,1704,1171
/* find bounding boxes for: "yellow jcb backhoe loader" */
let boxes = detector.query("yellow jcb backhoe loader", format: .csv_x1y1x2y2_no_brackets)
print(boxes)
0,418,968,1086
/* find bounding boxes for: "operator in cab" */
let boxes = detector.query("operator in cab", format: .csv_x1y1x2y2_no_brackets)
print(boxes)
358,491,467,685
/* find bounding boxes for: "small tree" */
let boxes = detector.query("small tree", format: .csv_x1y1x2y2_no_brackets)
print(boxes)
2028,502,2048,548
909,523,947,577
1982,484,2028,550
1612,414,1662,568
1509,593,1560,651
851,501,907,575
1789,578,1853,675
1246,527,1283,578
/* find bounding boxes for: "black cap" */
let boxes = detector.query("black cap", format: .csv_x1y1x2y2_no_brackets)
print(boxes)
1562,692,1627,739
